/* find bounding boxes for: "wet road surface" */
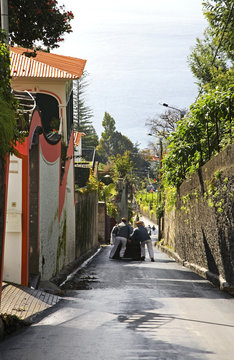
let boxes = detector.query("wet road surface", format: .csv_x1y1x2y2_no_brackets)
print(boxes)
1,245,234,359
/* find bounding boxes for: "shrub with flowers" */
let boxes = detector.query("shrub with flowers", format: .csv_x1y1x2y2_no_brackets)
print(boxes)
5,0,74,50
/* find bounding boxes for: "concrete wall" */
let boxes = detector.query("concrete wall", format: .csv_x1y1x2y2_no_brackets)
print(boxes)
39,149,60,280
3,156,22,284
164,144,234,284
75,190,98,258
29,109,76,282
39,139,76,280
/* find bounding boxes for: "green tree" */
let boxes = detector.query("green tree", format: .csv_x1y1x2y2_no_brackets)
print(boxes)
2,0,74,50
73,73,98,149
188,1,233,89
203,0,234,61
96,112,116,162
111,151,134,181
97,112,150,178
0,31,18,159
162,87,233,188
188,30,228,87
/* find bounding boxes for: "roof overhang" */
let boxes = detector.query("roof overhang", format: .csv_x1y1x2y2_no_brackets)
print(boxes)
10,47,86,79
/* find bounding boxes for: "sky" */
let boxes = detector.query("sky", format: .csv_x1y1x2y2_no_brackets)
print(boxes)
55,0,207,149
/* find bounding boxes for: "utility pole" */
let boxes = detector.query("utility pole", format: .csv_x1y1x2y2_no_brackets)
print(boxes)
1,0,9,44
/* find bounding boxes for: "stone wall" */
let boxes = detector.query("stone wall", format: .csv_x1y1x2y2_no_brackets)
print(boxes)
164,144,234,285
163,207,176,250
75,190,98,258
98,202,106,243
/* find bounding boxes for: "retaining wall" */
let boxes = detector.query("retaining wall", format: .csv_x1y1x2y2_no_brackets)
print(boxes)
164,144,234,285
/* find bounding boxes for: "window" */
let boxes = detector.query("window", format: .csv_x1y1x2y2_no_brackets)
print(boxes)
36,93,59,133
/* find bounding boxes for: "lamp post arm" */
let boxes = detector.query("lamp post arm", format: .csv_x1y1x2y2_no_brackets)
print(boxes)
160,102,186,118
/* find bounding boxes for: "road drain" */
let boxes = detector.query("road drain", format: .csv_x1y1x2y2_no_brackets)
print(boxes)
60,275,99,290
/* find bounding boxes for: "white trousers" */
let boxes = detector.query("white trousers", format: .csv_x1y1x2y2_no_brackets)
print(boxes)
141,239,154,259
111,234,116,245
109,236,127,258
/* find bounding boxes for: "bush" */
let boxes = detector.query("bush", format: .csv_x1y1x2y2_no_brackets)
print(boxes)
0,95,17,158
0,31,23,159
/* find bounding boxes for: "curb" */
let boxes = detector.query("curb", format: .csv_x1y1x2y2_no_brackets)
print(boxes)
50,245,100,287
0,245,101,341
157,243,234,296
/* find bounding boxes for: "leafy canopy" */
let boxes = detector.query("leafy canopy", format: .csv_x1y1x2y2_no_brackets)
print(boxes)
97,112,150,179
161,1,234,189
162,87,233,188
203,0,234,61
73,73,98,149
188,1,233,89
0,31,21,158
111,151,135,181
5,0,74,49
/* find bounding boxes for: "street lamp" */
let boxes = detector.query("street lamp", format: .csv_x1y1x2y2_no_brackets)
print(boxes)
161,103,186,119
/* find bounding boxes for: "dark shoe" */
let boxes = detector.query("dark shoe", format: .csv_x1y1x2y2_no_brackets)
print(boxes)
141,256,145,261
151,258,155,262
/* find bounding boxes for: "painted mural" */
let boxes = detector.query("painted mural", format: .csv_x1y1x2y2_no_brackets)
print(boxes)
3,109,76,286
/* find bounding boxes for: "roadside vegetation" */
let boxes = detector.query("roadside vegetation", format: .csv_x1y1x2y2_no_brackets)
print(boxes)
0,31,23,160
146,1,233,218
135,191,160,219
1,0,233,227
96,113,152,220
3,0,74,50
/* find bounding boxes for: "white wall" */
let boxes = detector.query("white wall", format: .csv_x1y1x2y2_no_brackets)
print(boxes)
3,155,22,284
39,149,60,280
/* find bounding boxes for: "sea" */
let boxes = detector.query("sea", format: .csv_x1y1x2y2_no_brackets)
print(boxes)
56,0,207,149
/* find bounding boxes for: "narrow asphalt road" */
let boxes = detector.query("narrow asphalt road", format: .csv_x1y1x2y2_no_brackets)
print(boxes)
1,245,234,360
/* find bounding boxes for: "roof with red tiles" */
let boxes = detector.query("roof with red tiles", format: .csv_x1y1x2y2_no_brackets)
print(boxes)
10,46,86,79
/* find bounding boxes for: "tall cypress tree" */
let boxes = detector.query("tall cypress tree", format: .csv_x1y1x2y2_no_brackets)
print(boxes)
73,72,99,149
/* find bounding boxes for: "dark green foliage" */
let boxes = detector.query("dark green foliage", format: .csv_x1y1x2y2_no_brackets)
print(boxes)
203,0,234,61
111,151,134,181
162,87,233,188
4,0,74,49
188,1,233,89
73,74,98,149
188,29,228,87
97,112,149,179
96,112,116,162
163,1,234,189
0,31,20,159
0,33,11,101
0,95,17,158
